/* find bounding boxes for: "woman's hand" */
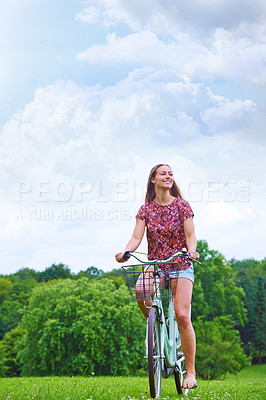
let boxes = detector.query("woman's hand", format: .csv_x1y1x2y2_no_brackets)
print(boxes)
115,252,126,263
188,250,199,260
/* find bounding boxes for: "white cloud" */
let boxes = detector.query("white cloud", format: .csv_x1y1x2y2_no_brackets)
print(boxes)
77,29,266,86
201,99,256,133
205,201,253,227
77,0,266,34
1,68,265,188
75,5,101,24
0,67,265,273
76,1,266,86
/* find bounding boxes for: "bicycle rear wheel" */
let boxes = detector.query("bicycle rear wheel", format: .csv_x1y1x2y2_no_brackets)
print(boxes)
148,307,162,398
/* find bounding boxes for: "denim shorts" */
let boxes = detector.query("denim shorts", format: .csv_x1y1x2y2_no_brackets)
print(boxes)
162,264,194,284
178,264,194,283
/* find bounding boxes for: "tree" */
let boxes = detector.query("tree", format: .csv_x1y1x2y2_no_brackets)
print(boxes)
12,268,40,282
0,300,22,340
18,278,146,376
0,341,5,377
0,277,16,340
231,258,266,362
0,277,13,302
0,274,37,340
193,240,247,327
191,240,250,379
38,263,72,282
224,279,246,327
194,316,248,380
0,326,25,377
252,276,266,363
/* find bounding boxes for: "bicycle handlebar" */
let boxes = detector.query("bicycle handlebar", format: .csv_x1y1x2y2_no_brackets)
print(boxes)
122,251,131,261
122,248,200,264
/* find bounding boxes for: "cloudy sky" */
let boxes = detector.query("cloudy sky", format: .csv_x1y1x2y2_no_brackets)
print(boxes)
1,0,266,275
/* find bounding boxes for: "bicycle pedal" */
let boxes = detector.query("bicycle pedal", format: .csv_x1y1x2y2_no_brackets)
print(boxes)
183,384,197,395
177,352,184,357
185,384,197,389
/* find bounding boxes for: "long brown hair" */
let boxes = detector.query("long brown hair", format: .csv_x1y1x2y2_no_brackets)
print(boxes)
145,164,183,203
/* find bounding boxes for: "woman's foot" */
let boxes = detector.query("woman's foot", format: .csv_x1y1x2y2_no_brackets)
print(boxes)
183,373,197,389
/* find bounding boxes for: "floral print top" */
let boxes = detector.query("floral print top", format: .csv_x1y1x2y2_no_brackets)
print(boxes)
136,198,194,270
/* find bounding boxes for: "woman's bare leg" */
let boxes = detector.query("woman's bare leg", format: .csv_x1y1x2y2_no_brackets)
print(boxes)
174,278,197,389
136,266,154,318
137,299,152,318
136,267,166,319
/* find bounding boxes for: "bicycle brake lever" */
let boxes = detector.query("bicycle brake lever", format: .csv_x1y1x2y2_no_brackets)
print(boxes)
181,247,192,260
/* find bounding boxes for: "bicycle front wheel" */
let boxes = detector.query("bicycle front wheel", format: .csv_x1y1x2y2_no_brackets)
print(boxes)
174,355,187,395
148,307,162,398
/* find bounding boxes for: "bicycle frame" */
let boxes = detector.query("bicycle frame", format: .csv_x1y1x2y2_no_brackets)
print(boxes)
144,269,183,371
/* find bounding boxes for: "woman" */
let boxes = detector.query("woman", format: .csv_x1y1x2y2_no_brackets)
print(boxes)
115,164,199,389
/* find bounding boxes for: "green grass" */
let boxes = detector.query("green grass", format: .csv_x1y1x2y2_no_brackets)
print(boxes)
226,364,266,382
0,365,265,400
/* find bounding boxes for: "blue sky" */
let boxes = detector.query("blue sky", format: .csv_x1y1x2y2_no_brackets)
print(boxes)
1,0,266,274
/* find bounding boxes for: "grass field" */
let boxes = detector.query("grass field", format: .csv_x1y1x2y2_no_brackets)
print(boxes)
0,365,265,400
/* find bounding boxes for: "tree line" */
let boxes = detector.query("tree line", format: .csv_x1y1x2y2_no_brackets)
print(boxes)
0,240,265,379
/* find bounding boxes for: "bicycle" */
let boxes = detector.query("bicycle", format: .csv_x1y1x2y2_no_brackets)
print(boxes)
121,248,200,398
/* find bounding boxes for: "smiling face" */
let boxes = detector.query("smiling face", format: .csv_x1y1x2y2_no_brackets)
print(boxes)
151,165,174,190
145,163,183,202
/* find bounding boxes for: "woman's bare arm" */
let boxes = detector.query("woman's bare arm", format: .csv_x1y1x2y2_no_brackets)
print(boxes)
184,217,199,260
115,218,145,262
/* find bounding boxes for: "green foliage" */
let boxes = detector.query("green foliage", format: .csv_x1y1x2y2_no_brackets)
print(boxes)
103,268,125,279
193,240,247,327
0,273,38,340
0,277,13,302
12,268,40,282
0,325,25,377
18,278,146,376
9,264,73,283
0,300,22,339
190,240,251,379
195,316,248,380
231,258,266,362
107,275,125,288
0,346,5,377
37,263,72,282
252,276,266,362
75,266,104,279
